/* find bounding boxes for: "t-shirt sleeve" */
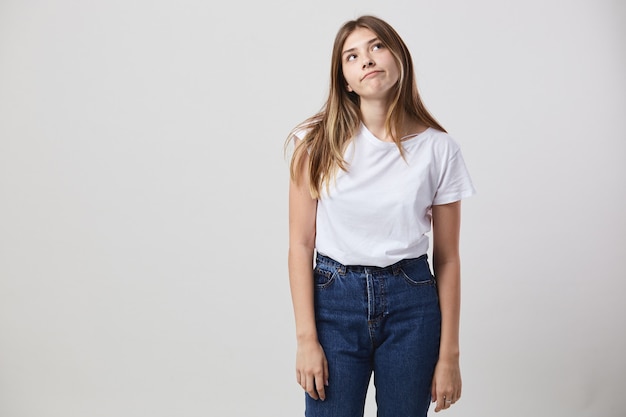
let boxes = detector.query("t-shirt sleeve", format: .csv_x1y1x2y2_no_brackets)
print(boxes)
432,147,476,205
285,126,308,159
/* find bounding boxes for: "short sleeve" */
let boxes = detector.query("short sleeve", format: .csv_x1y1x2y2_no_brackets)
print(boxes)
285,126,309,161
432,148,476,205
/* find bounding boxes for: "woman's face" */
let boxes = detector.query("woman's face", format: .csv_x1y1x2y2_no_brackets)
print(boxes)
341,27,400,101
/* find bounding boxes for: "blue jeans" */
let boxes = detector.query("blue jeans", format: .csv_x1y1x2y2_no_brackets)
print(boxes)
306,253,441,417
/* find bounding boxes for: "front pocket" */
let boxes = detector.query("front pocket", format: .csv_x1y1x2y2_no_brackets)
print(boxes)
313,266,337,289
398,258,434,286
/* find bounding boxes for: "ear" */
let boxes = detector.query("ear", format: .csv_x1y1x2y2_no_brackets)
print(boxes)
346,84,353,92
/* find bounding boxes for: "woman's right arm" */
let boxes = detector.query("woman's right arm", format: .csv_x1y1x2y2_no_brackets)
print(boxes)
288,156,328,401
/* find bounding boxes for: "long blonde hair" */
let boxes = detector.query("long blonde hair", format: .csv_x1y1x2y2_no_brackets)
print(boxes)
287,15,445,198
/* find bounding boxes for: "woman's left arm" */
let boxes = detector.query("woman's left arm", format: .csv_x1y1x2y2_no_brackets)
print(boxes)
431,200,463,412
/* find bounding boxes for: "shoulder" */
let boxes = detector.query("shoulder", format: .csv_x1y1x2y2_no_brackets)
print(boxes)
412,128,462,158
426,128,461,148
288,121,319,148
292,126,310,141
286,124,313,153
289,115,324,140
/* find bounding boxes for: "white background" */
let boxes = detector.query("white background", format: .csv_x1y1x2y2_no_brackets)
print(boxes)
1,1,624,416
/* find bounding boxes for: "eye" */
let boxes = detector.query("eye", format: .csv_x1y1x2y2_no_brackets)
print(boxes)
346,54,357,62
372,43,384,51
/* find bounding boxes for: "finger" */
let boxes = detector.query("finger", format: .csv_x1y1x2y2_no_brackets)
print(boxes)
306,375,319,400
439,396,447,412
432,385,442,412
315,373,326,401
323,359,329,386
435,396,443,412
446,387,461,405
435,391,447,412
296,370,301,386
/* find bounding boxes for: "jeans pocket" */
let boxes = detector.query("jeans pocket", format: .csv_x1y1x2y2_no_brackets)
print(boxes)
398,257,434,286
313,265,337,289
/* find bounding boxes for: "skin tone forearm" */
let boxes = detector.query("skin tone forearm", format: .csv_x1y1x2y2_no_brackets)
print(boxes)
288,245,329,401
288,245,317,341
434,258,460,361
431,201,463,412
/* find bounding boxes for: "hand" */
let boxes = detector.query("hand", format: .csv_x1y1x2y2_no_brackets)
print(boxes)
296,339,329,401
431,358,462,412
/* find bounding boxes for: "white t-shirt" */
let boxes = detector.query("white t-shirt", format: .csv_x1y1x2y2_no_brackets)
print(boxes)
311,123,476,267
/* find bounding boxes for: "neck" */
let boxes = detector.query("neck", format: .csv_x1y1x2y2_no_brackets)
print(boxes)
360,100,389,141
360,100,426,142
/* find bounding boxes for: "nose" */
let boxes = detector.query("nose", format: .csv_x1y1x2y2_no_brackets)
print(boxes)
362,56,374,69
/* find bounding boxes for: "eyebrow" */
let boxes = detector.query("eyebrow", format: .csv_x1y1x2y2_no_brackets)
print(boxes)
342,37,380,57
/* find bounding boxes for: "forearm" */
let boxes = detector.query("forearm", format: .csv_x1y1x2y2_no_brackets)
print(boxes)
288,244,318,342
430,201,464,408
434,257,461,360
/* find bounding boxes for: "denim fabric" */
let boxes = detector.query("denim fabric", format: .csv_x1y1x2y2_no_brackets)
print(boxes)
305,253,441,417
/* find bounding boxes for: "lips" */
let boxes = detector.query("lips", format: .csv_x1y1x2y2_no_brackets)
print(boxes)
361,70,382,81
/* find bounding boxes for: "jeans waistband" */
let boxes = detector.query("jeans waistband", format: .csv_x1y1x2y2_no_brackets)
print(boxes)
315,252,428,274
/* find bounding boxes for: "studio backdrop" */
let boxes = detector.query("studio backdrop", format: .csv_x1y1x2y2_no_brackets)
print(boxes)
0,1,624,416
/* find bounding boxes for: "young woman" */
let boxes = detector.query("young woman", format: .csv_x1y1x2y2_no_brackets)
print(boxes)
286,15,475,416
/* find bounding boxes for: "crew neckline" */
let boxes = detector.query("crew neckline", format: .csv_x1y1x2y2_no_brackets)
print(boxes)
359,123,432,148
